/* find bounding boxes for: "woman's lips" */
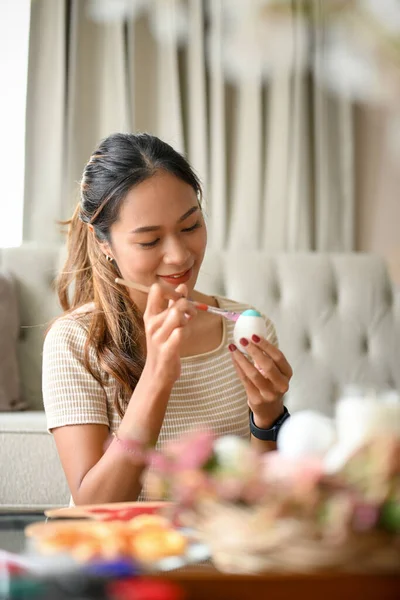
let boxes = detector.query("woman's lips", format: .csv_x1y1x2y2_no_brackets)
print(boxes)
158,267,193,286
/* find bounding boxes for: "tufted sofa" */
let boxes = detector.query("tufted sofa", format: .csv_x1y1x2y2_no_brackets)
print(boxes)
0,244,399,508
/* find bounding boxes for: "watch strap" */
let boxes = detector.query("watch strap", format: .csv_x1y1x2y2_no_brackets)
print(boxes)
249,406,290,442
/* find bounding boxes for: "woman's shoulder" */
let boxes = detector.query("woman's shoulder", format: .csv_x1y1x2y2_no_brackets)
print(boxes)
44,303,96,347
215,295,274,318
215,296,257,312
52,302,95,327
193,291,256,313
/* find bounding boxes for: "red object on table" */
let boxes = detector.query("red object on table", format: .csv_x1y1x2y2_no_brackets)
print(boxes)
109,577,186,600
88,506,161,521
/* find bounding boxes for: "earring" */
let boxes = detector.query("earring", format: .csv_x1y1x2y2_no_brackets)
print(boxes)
106,255,114,263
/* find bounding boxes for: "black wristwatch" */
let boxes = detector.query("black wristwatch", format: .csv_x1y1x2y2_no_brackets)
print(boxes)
249,406,290,442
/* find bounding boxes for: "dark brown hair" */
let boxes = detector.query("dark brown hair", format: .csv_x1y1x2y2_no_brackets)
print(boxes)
57,133,202,417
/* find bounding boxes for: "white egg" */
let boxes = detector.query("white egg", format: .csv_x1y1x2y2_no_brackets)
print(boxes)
277,410,336,459
233,310,268,354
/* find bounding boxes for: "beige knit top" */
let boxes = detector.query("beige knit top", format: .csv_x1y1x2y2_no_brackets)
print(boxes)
42,296,278,499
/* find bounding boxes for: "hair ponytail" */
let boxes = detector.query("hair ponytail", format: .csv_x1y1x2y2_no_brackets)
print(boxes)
57,204,93,312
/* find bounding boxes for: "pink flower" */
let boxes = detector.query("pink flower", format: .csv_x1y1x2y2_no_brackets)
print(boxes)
262,452,324,488
163,430,216,470
178,431,216,469
148,451,174,473
172,470,213,507
352,502,379,532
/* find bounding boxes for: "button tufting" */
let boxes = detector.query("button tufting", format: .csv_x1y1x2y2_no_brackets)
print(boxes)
273,285,281,303
386,376,396,389
330,383,339,406
385,287,393,308
304,333,312,351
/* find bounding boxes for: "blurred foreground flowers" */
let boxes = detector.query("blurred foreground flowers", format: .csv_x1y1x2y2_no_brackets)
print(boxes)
147,430,400,573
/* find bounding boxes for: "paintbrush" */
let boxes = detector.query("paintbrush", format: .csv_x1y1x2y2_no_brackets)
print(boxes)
115,277,241,322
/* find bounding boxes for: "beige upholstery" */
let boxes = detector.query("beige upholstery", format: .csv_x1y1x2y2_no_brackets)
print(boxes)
0,270,23,410
0,244,64,410
198,252,400,414
0,412,70,508
0,245,399,507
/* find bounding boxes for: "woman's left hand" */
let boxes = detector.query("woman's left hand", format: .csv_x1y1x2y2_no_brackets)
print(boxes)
229,335,293,428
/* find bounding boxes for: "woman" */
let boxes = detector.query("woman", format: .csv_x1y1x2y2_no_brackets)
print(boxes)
43,132,292,505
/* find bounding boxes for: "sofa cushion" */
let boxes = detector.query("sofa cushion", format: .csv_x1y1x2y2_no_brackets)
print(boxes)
0,244,64,410
0,412,70,507
0,271,26,411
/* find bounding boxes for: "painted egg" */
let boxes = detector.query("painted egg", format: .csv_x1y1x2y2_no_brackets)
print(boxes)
277,410,336,459
233,309,268,354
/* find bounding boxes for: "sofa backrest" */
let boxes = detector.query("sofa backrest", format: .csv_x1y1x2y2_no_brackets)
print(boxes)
0,244,64,410
1,245,399,414
197,252,400,415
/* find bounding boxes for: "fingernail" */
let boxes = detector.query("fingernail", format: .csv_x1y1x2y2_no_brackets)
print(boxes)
252,334,260,343
228,344,237,352
239,338,249,347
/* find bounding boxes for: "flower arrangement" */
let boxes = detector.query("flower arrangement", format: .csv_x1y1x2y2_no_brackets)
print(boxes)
147,431,400,573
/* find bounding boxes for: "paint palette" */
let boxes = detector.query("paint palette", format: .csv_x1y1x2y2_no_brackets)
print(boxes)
45,501,174,522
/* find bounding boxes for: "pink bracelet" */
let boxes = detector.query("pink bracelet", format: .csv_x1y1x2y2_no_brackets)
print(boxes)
110,432,148,465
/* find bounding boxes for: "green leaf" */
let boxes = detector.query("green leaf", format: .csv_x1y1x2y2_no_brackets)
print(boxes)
379,500,400,533
203,453,219,473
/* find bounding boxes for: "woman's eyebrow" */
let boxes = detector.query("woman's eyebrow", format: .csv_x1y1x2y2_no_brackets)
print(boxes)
130,206,199,234
177,205,199,223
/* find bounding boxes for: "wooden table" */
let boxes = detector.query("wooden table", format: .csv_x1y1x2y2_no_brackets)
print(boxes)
161,567,400,600
7,507,398,600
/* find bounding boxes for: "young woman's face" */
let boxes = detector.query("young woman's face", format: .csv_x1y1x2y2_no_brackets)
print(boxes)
108,170,207,301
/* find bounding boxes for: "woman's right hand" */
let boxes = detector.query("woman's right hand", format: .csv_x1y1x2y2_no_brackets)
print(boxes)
142,282,196,386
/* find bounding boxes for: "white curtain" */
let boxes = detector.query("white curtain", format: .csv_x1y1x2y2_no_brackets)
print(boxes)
24,0,355,252
24,0,66,241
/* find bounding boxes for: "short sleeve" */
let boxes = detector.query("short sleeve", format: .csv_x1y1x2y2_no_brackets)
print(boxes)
42,317,110,431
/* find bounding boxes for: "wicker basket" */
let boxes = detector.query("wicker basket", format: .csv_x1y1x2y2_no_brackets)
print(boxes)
181,501,400,574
